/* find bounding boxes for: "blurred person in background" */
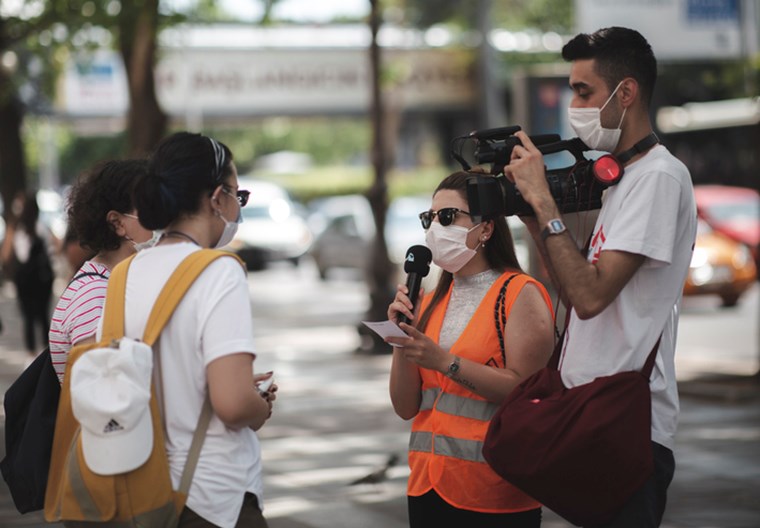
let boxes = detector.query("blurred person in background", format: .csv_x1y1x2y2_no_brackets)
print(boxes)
49,159,154,383
1,191,55,356
386,172,555,527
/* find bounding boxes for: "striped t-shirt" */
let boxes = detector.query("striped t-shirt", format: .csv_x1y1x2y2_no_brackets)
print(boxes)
49,261,110,383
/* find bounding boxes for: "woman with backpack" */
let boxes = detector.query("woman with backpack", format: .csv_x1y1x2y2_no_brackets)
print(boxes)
48,159,155,384
119,132,273,528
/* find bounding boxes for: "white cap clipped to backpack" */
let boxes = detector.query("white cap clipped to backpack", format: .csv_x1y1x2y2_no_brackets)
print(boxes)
70,338,154,476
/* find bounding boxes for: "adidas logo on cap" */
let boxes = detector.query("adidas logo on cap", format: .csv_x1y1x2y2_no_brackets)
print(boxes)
103,419,125,434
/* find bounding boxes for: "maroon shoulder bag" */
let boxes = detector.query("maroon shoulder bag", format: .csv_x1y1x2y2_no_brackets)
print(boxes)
482,326,660,527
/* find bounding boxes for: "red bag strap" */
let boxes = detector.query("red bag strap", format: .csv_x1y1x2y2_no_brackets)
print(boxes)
641,336,661,379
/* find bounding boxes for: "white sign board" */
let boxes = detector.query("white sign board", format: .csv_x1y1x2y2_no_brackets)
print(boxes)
59,51,129,115
575,0,743,60
58,47,474,117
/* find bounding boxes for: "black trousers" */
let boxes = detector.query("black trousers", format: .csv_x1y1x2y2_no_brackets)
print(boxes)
179,492,268,528
16,283,51,353
408,489,542,528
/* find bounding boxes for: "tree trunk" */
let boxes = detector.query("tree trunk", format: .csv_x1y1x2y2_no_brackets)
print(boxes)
120,0,167,157
0,75,27,221
360,0,395,354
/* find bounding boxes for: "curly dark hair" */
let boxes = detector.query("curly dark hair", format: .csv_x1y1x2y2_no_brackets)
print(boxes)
66,159,148,253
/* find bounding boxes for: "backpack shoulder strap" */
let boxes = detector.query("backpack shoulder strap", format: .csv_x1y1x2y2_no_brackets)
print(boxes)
69,270,108,284
99,254,137,342
142,249,244,346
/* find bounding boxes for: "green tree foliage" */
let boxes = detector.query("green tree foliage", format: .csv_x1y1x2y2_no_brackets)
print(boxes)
1,0,187,213
386,0,574,33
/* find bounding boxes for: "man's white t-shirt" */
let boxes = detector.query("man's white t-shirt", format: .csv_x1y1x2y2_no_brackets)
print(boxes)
102,243,261,528
560,145,697,451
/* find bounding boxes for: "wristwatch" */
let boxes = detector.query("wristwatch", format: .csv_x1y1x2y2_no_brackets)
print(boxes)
541,218,567,241
445,356,461,378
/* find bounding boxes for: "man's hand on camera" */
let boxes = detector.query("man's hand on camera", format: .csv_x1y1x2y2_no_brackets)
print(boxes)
504,131,555,217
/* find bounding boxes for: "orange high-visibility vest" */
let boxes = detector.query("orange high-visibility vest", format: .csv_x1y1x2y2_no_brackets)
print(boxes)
407,271,552,513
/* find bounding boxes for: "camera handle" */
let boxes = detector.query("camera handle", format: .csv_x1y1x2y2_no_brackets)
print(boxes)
537,137,589,161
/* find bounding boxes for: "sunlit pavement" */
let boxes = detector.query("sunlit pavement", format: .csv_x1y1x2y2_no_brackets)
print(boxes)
0,260,758,527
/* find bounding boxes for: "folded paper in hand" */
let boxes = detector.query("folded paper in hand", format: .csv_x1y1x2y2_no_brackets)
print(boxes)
361,320,408,347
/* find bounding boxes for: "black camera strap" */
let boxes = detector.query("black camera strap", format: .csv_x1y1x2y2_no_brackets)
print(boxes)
617,132,659,164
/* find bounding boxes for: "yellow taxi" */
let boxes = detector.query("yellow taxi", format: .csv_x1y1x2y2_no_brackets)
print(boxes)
683,219,757,307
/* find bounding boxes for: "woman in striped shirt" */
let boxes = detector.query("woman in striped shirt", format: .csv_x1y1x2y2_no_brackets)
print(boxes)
48,160,154,383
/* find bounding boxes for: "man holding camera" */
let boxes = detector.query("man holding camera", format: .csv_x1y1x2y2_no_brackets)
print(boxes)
505,27,697,527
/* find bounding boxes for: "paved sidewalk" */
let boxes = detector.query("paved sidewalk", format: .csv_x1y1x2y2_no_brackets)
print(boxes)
0,287,758,528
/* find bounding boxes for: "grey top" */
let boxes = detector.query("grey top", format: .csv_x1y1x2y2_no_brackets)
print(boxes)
438,269,502,350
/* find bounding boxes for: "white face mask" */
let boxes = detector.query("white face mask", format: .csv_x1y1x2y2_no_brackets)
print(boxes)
130,231,161,252
425,221,481,273
214,204,242,249
122,214,160,252
568,80,626,152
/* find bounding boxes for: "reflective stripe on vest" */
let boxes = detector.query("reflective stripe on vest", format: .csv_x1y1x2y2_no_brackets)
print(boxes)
409,391,495,463
419,388,496,421
419,388,440,411
435,392,498,422
408,432,487,463
409,431,433,453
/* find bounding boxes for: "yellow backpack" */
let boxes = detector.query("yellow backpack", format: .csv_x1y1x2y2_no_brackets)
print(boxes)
44,249,244,526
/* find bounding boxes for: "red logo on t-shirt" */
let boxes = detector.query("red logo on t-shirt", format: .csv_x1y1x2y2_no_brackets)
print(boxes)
590,226,606,264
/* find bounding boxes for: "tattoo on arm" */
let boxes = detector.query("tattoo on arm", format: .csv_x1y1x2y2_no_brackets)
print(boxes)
453,376,476,392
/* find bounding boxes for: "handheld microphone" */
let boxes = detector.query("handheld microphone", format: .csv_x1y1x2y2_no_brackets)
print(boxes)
397,245,432,326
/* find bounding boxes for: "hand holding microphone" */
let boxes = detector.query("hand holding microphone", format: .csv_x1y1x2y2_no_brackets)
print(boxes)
395,245,432,326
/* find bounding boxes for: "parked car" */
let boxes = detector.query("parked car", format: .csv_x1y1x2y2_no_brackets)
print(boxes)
225,178,313,270
308,194,531,280
694,185,759,266
683,219,757,307
308,194,428,280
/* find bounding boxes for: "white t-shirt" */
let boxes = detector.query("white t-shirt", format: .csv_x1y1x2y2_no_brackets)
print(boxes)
559,145,697,451
101,243,261,528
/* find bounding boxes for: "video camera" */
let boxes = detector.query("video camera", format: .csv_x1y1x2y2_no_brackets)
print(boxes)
450,126,623,218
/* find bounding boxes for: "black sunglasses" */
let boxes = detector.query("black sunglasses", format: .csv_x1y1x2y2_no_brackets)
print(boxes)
419,207,472,229
222,186,250,207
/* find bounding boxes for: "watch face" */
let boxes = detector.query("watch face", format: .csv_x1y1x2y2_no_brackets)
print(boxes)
549,219,565,233
448,361,460,376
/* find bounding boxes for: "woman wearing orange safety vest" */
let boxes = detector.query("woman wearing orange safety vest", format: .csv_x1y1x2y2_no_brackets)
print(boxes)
387,172,555,527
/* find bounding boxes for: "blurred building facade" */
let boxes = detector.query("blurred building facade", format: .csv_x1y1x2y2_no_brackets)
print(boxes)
41,0,759,189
